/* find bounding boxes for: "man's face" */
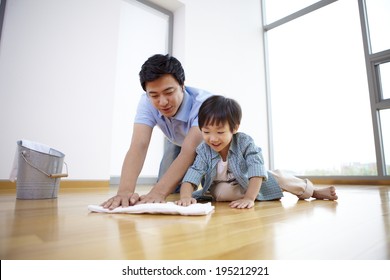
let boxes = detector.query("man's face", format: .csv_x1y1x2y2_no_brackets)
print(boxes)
145,74,184,118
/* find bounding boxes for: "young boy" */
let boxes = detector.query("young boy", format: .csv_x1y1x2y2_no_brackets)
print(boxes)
176,95,338,209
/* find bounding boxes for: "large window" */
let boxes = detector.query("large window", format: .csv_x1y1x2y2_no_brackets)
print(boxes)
360,0,390,177
263,0,390,178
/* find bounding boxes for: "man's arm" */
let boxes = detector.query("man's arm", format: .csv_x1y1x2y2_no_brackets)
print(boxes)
138,126,203,203
101,124,152,209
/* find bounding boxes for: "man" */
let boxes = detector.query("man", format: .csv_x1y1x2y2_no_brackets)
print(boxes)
102,54,213,209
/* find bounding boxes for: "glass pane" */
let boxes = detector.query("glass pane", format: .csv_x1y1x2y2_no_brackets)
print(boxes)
264,0,320,24
267,0,377,175
380,110,390,175
378,62,390,100
365,0,390,53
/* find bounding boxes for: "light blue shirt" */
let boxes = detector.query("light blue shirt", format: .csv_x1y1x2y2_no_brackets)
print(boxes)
134,86,213,146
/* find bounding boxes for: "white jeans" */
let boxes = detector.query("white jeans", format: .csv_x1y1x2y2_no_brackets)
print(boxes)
209,169,314,201
269,169,314,199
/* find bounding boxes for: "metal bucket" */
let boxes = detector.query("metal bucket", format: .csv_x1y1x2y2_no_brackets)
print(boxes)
16,140,68,199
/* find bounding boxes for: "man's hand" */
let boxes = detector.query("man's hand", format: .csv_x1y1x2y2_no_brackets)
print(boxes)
137,190,167,204
101,193,140,210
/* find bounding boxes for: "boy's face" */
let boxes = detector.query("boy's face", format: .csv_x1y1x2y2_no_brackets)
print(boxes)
145,74,184,118
201,122,238,161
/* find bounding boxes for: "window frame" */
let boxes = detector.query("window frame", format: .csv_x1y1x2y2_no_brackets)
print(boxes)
0,0,7,42
262,0,390,183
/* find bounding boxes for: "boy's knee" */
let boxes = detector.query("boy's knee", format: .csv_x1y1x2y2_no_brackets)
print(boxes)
271,169,289,185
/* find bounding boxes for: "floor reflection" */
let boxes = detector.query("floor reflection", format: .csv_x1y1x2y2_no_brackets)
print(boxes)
106,209,213,259
1,199,60,259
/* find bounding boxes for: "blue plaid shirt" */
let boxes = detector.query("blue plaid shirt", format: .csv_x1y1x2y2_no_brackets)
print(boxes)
183,132,283,201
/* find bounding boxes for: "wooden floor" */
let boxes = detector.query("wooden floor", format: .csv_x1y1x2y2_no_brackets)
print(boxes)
1,184,389,260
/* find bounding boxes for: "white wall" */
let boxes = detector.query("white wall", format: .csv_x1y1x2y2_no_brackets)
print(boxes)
174,0,269,163
109,0,169,178
0,0,268,181
0,0,120,180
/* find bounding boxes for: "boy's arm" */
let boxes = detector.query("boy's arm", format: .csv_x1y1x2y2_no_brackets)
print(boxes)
139,126,204,203
230,176,263,209
175,182,197,206
244,176,263,201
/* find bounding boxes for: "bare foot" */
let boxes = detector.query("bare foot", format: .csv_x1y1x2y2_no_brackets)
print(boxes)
312,186,338,200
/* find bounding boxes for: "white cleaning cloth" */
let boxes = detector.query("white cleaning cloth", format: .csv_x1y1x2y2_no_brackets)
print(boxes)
88,202,214,216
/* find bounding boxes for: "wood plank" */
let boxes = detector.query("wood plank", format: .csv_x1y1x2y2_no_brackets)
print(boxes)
0,185,389,259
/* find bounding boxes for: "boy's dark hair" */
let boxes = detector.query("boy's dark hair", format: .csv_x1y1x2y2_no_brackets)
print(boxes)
139,54,185,91
198,95,242,133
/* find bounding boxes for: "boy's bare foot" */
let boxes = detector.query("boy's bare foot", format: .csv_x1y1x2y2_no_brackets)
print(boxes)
312,186,338,200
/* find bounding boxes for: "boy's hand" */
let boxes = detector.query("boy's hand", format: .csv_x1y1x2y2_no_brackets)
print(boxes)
175,197,197,206
229,198,255,209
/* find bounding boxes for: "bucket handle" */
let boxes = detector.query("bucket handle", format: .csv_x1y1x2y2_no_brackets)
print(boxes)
21,151,68,178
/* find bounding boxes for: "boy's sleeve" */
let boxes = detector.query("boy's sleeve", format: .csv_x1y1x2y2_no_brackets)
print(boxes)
244,138,268,181
182,145,208,189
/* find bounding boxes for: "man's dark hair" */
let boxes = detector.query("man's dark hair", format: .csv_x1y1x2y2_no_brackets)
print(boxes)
198,95,242,133
139,54,185,91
